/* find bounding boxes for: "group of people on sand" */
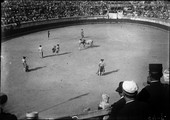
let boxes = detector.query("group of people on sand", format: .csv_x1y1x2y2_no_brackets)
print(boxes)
22,42,60,72
22,29,103,76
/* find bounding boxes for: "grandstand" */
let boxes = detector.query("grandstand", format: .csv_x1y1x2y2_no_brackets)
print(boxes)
1,1,170,120
1,1,170,25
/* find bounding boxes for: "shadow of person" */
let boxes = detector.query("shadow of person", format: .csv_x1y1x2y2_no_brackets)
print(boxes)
103,69,119,76
28,66,46,72
81,45,100,51
43,54,56,58
57,52,71,56
88,45,100,49
44,52,71,58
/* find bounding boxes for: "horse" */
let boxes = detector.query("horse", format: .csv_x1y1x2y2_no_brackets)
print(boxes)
79,39,93,49
85,39,93,46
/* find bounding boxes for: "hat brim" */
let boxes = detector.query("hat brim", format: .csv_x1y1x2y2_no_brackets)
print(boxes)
123,90,137,97
115,87,122,93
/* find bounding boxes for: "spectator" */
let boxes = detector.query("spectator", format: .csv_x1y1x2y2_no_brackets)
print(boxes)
0,93,17,120
98,94,110,120
137,64,168,118
108,81,126,120
98,94,110,110
116,81,151,120
163,68,169,83
1,0,169,27
162,68,169,119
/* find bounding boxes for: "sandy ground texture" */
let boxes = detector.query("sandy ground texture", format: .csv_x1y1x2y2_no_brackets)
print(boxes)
1,23,169,119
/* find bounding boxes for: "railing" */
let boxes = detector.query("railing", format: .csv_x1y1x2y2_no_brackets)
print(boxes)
2,15,170,31
19,108,110,120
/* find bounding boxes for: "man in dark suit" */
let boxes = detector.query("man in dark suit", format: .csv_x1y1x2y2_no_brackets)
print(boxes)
0,93,17,120
108,81,126,120
137,64,168,118
116,81,151,120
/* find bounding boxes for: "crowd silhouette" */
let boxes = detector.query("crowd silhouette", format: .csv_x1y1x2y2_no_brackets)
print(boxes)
1,1,169,26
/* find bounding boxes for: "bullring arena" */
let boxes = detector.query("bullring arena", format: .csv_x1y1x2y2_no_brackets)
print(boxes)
1,1,170,120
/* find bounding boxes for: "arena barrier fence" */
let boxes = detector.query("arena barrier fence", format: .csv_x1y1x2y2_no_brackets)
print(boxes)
1,15,170,41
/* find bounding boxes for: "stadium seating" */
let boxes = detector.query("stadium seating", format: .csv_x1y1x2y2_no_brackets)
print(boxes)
1,0,169,26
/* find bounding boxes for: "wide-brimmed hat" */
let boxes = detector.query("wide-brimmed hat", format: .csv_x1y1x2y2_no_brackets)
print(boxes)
122,81,138,97
115,81,123,93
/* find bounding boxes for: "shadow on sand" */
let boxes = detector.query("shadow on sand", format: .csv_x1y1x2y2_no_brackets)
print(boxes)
28,66,46,72
44,52,71,58
103,69,119,76
80,45,100,51
58,52,72,56
88,45,100,49
39,92,89,113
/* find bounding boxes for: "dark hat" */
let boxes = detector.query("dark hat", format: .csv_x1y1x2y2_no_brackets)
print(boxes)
0,93,8,105
149,64,162,73
115,81,123,93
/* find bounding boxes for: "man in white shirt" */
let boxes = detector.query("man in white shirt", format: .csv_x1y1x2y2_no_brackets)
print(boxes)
38,45,43,58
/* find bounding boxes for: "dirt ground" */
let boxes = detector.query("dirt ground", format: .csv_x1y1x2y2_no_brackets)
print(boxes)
1,23,169,119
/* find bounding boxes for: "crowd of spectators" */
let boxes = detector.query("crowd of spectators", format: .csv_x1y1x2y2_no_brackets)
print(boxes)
1,0,170,27
125,1,170,19
108,64,169,120
1,0,108,26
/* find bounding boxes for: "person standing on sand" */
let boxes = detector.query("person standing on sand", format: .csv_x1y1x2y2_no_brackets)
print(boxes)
22,56,29,72
81,29,84,38
48,30,50,39
38,45,43,58
56,44,60,54
97,59,105,76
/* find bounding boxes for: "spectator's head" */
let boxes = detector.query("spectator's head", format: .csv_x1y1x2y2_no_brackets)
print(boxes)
102,94,110,103
115,81,123,97
122,80,138,98
163,68,169,82
149,64,163,81
101,59,104,61
0,93,8,105
0,93,8,112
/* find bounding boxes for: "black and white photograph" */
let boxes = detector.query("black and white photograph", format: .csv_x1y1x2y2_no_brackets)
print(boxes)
1,0,169,120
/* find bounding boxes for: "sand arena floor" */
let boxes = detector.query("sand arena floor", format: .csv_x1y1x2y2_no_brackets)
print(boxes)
1,23,169,119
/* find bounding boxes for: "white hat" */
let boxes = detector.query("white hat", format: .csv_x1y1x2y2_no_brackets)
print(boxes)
122,81,138,97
